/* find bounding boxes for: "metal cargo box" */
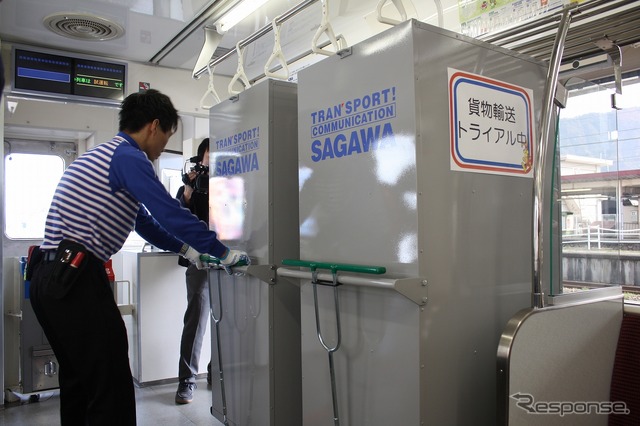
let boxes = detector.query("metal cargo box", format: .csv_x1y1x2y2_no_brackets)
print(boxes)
291,19,552,426
208,78,301,426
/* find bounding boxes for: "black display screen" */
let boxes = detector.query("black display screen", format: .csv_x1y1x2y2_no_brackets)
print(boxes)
13,48,126,102
14,49,73,95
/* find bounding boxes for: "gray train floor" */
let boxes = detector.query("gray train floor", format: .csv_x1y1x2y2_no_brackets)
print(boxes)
0,377,223,425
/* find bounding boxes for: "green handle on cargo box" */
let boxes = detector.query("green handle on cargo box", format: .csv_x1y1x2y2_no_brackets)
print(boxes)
282,259,386,275
199,254,249,267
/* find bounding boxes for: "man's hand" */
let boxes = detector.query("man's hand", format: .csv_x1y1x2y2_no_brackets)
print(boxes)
219,249,251,274
183,246,205,269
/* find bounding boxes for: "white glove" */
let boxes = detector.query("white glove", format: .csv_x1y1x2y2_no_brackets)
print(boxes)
183,246,205,270
219,249,251,275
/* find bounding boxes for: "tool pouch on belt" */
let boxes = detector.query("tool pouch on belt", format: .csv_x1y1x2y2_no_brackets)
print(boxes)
46,239,89,299
25,245,43,281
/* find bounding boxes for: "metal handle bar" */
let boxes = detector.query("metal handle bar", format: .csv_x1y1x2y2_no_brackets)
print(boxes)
208,269,230,425
290,261,345,425
277,265,428,306
311,269,341,353
278,267,393,288
314,269,341,426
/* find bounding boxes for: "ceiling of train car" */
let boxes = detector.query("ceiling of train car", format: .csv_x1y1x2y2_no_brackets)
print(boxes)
0,0,451,79
0,0,639,84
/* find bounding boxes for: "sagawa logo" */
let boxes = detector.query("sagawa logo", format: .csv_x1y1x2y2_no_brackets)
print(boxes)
511,393,630,417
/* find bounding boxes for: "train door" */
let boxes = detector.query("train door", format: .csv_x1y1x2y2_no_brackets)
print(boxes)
3,132,78,400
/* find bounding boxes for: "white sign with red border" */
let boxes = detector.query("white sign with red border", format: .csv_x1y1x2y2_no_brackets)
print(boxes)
449,68,535,177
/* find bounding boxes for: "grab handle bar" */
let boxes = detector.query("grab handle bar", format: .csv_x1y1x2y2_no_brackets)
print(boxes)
278,262,427,306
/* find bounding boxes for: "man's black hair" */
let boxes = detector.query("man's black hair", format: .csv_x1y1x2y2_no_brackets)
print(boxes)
119,89,179,134
197,138,209,163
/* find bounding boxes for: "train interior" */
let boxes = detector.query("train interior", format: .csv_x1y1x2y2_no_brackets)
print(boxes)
2,0,640,425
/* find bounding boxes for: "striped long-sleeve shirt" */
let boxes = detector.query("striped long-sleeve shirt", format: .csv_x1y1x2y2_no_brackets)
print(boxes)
41,132,227,262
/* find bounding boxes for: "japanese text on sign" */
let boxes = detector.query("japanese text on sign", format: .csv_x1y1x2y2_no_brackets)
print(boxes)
449,68,534,177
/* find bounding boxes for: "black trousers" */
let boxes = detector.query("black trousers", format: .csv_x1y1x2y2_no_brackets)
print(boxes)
29,250,136,425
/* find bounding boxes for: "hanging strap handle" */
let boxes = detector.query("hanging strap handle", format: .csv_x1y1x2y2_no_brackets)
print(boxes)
311,0,343,56
199,62,221,110
264,17,290,80
376,0,408,26
228,41,251,95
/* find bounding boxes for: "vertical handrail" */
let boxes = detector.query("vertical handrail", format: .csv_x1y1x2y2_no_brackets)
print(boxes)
532,7,574,309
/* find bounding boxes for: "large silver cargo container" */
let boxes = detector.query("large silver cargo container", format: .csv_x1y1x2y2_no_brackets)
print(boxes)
208,78,301,426
291,19,553,425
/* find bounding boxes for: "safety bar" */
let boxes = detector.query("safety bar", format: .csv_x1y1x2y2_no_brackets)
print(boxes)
279,260,427,305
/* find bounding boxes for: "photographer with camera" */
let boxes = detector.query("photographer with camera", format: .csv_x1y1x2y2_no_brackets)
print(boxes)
175,138,214,404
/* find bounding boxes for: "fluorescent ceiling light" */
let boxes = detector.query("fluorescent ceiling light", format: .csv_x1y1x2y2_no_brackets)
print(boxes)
216,0,270,33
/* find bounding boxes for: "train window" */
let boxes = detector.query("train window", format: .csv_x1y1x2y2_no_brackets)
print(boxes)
158,151,183,197
558,72,640,300
4,153,64,239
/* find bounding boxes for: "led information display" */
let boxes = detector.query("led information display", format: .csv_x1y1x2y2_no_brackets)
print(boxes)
14,48,126,102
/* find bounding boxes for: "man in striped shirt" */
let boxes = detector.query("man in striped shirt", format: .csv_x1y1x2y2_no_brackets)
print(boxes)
28,89,249,425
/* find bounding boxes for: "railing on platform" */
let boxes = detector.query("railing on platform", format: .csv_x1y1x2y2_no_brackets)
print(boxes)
563,226,640,249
